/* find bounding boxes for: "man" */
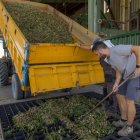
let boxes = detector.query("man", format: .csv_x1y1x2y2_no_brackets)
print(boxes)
75,37,118,115
91,41,140,136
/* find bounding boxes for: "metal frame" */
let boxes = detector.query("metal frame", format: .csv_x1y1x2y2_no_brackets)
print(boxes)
0,92,140,140
0,117,5,140
105,30,140,46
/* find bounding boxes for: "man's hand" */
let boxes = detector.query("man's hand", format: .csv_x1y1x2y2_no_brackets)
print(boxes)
113,83,119,93
134,68,140,75
75,42,92,50
75,42,81,47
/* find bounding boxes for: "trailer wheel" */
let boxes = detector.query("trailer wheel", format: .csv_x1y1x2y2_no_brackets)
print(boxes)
58,88,72,92
0,60,9,86
12,74,23,100
24,90,31,98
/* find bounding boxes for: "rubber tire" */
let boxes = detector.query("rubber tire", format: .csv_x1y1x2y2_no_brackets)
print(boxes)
12,74,23,100
58,88,72,92
0,60,9,86
24,90,31,98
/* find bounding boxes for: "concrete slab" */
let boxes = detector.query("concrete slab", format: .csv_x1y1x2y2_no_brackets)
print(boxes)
0,84,103,106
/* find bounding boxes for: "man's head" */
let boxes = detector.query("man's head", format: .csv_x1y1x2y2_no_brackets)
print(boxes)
92,40,109,59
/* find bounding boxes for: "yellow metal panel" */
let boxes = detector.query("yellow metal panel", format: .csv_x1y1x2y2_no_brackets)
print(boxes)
76,64,89,72
79,73,90,84
71,34,83,44
28,62,104,94
28,44,99,64
28,67,37,92
56,66,71,73
36,74,54,91
35,67,53,75
52,66,59,89
0,1,26,85
58,73,73,88
93,64,104,83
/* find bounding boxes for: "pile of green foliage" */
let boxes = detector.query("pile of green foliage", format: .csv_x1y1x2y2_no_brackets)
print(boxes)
5,4,75,44
5,95,115,140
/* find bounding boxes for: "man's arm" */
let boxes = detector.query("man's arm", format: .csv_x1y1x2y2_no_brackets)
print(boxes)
75,42,92,51
113,68,122,92
131,45,140,75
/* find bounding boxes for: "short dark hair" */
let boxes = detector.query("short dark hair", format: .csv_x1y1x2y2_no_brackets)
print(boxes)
92,41,107,52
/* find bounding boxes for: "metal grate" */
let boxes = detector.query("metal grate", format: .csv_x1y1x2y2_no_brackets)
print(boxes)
0,92,140,140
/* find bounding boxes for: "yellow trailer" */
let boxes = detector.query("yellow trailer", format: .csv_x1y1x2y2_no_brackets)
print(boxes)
0,0,104,99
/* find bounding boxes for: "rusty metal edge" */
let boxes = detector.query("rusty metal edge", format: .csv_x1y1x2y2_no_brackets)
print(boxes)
0,117,5,140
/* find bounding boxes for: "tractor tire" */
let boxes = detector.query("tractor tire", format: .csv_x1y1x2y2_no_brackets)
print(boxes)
58,88,72,92
24,90,31,98
0,60,9,86
12,74,23,100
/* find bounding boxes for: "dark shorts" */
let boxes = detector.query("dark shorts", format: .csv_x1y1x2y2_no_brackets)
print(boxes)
117,76,140,101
